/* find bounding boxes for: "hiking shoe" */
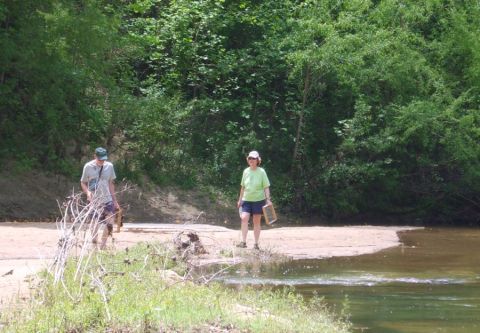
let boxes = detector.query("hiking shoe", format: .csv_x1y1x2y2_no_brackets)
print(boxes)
253,243,260,250
236,241,247,248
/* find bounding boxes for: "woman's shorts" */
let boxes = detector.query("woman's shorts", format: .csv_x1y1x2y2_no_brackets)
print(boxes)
241,200,266,215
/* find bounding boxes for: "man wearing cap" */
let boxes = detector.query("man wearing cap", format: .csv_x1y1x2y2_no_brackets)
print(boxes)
81,147,120,249
236,150,272,250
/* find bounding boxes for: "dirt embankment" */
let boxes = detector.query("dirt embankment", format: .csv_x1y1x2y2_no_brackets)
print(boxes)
0,170,238,224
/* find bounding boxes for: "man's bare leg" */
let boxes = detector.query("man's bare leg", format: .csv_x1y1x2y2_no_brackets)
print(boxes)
99,213,114,249
91,221,100,246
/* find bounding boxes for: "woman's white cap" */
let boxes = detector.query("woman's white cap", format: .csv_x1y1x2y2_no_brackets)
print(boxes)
248,151,260,159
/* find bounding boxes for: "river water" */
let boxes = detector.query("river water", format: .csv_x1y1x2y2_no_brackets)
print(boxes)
218,228,480,333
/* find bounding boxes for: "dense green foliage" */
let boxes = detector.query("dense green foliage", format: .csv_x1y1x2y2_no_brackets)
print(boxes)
1,0,479,224
1,243,351,333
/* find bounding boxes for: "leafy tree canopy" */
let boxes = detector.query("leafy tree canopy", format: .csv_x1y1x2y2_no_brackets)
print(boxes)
1,0,478,224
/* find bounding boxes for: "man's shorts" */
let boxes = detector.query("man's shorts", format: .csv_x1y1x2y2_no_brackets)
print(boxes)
241,200,266,215
92,201,116,222
103,201,116,215
101,201,116,221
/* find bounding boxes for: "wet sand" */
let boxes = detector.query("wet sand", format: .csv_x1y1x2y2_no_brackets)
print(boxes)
0,222,416,307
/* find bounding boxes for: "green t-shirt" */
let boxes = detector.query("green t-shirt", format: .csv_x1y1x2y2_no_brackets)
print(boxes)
241,167,270,202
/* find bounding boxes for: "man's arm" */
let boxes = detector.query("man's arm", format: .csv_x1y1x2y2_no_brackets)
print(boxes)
81,181,92,202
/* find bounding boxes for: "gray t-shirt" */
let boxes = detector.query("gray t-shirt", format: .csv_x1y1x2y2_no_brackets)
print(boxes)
80,160,116,204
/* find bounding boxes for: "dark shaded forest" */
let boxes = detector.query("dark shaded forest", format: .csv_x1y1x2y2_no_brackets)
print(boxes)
1,0,479,224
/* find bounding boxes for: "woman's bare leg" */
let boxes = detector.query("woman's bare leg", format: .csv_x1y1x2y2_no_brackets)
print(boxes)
252,214,262,245
241,212,250,242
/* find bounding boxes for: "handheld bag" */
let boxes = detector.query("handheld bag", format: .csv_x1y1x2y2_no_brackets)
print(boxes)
262,203,278,225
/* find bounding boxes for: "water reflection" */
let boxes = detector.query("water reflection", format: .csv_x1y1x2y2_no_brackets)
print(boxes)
216,228,480,333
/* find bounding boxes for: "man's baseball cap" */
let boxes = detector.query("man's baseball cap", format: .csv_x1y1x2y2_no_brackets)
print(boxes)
95,147,108,160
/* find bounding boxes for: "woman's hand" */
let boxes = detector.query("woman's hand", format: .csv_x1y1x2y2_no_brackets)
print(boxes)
237,187,245,209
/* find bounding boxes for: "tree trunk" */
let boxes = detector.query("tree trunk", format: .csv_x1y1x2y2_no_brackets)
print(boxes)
292,65,310,172
290,65,311,212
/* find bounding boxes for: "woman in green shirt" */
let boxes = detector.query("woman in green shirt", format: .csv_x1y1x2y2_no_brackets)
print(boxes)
236,150,272,250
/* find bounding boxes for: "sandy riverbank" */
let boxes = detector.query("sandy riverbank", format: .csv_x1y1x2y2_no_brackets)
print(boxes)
0,222,417,308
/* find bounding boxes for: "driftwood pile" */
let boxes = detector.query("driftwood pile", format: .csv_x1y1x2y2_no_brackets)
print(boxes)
173,231,208,260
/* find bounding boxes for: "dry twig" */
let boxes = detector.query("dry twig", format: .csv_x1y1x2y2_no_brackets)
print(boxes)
50,185,130,293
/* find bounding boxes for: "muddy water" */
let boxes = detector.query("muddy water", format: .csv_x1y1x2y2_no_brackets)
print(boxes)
219,228,480,333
